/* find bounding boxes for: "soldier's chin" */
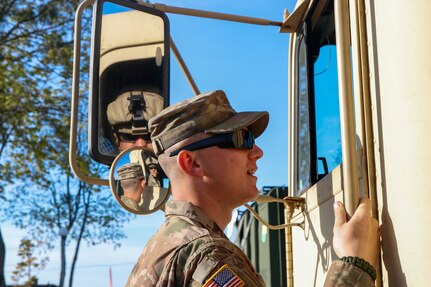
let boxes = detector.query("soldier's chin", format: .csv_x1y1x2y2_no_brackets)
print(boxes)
246,188,259,202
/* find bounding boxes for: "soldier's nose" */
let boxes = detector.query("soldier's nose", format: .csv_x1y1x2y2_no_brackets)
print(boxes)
135,138,147,146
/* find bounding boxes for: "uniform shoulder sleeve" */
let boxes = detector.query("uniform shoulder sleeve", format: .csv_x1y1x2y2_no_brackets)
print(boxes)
182,240,265,287
324,260,375,287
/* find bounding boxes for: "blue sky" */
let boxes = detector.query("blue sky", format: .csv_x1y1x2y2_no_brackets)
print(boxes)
4,0,341,286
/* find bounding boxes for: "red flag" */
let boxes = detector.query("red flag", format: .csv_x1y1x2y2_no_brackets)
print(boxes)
109,266,113,287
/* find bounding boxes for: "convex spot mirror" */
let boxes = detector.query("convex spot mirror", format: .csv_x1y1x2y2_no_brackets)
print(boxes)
89,0,170,166
109,147,170,215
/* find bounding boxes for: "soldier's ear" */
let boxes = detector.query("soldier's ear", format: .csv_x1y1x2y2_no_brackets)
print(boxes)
177,150,203,177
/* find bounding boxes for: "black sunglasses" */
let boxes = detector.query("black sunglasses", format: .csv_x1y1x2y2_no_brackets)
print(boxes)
117,132,151,143
169,130,255,157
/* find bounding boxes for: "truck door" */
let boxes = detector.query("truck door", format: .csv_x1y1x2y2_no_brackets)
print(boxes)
287,0,375,285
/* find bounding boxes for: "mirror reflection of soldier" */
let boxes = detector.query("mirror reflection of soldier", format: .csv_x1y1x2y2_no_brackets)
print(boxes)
117,163,146,212
145,157,161,187
107,88,164,152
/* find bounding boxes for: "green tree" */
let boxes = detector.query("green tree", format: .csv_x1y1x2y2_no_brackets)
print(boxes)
6,168,131,287
0,1,134,287
11,238,48,287
0,1,82,285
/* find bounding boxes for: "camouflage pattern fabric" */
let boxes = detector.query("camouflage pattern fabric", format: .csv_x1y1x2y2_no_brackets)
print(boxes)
324,260,375,287
121,195,140,212
126,200,266,287
126,200,374,287
117,163,145,180
107,91,164,134
149,90,269,156
147,175,161,187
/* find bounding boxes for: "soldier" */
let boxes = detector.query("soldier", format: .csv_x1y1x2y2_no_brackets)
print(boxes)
145,158,161,187
126,90,379,286
107,89,164,151
117,163,146,212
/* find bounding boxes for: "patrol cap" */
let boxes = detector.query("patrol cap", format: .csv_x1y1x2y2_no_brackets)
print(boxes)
148,163,158,169
145,156,159,168
117,163,145,180
149,90,269,156
107,90,164,134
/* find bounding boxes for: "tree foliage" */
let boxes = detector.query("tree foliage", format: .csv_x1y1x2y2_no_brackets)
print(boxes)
11,238,48,286
0,1,134,286
5,166,131,287
0,0,81,187
6,171,129,250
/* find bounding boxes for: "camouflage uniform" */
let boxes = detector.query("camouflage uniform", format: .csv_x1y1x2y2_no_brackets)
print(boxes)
126,200,374,287
324,260,375,287
126,201,374,287
120,195,141,212
147,174,161,187
126,200,375,287
126,200,266,287
118,163,145,212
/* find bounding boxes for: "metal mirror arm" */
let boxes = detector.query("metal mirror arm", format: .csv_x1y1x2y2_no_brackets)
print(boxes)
137,1,282,27
70,0,109,186
136,2,284,97
244,195,306,230
170,37,200,95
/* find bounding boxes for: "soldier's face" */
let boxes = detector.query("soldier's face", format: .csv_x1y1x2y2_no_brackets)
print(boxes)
149,167,158,177
194,137,263,208
119,138,153,151
117,132,153,151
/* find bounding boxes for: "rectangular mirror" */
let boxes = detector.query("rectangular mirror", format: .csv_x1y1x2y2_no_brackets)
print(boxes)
89,0,170,165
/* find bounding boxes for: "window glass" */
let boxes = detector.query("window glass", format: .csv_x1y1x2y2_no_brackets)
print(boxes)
313,45,342,177
296,36,312,194
294,1,343,195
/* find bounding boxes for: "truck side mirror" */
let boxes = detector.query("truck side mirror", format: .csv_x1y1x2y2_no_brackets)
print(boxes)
109,147,170,214
89,0,170,166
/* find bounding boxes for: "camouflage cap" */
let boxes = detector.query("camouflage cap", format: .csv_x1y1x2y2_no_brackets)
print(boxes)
149,90,269,156
145,156,159,168
117,163,145,180
107,90,164,134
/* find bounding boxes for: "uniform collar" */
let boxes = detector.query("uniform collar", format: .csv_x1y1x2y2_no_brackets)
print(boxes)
165,200,226,237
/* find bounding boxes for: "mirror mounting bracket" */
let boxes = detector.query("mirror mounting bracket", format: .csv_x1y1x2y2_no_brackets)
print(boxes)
137,1,283,27
244,195,306,230
70,0,109,186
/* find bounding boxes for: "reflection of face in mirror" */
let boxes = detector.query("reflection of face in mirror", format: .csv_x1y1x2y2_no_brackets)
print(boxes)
145,159,161,187
100,2,166,153
91,0,170,165
109,147,170,215
148,165,159,186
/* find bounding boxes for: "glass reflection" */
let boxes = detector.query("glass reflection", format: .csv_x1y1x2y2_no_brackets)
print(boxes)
109,147,170,214
93,0,168,165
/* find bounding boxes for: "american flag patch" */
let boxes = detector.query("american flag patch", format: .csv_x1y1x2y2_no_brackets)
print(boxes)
203,264,245,287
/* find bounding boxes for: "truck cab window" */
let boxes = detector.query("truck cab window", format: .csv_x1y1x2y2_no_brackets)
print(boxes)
314,44,341,178
295,0,342,195
297,34,312,193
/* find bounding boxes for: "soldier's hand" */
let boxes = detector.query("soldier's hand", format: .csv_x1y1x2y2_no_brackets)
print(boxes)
332,197,380,267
